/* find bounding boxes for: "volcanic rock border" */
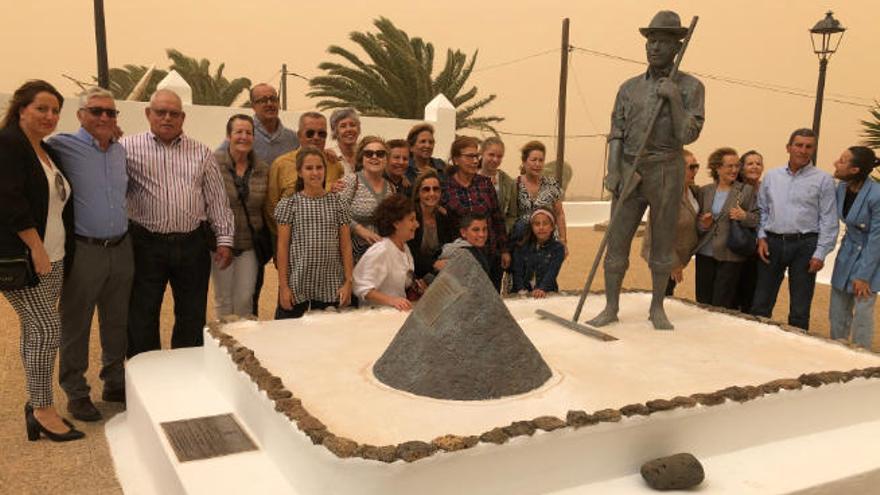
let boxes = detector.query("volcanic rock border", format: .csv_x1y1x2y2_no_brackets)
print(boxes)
208,290,880,464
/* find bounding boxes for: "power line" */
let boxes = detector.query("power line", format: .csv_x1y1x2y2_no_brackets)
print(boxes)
497,130,607,139
474,48,559,73
570,45,873,109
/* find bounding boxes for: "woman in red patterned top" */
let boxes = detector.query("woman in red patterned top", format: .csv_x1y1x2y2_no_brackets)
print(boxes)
441,136,509,290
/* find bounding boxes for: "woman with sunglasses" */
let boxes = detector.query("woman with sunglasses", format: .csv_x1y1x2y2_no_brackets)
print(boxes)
408,170,456,281
340,136,396,263
0,80,83,442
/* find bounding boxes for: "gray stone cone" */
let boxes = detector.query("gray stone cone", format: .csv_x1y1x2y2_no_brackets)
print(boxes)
373,250,552,400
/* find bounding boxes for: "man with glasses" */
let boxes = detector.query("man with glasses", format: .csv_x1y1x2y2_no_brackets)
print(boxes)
121,89,234,357
266,112,343,235
47,87,132,420
219,84,298,166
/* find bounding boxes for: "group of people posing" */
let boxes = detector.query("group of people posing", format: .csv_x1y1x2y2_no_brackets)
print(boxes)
656,130,879,350
0,80,568,442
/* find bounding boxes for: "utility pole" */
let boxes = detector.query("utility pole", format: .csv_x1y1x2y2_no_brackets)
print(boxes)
555,18,570,185
94,0,110,89
281,63,288,110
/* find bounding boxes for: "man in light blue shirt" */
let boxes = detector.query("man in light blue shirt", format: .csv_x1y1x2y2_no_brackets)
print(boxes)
751,128,838,330
48,87,133,421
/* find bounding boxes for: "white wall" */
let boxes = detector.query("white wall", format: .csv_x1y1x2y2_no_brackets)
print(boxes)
0,93,456,157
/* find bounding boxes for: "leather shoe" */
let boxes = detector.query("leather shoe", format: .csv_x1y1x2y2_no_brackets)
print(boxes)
102,388,126,404
67,397,102,422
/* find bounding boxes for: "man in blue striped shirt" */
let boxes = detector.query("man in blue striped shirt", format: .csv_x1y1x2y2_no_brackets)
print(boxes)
48,87,132,420
752,128,838,330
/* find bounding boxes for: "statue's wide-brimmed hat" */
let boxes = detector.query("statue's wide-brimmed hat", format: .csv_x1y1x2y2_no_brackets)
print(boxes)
639,11,688,39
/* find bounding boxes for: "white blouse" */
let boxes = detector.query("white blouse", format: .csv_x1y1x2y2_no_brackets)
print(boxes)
353,237,414,302
39,154,69,262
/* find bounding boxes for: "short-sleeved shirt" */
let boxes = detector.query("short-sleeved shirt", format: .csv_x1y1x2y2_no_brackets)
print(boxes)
274,192,351,304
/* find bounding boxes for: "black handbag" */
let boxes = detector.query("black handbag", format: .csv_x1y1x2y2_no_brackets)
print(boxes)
236,189,273,266
0,252,38,290
726,188,757,257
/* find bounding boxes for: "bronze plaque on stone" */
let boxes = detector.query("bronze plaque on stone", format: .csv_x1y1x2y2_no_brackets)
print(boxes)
161,413,258,462
415,275,464,327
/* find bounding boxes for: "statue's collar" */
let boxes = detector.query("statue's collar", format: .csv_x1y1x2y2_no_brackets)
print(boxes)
646,66,673,80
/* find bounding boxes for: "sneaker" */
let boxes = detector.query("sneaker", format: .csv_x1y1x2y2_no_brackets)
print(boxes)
67,397,102,422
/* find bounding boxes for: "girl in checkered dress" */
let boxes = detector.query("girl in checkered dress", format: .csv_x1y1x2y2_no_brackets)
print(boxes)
274,147,354,319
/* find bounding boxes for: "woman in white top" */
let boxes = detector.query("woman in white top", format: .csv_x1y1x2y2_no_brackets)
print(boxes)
0,80,83,442
353,194,420,311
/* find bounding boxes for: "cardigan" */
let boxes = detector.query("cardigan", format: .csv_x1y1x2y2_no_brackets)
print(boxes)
0,125,74,261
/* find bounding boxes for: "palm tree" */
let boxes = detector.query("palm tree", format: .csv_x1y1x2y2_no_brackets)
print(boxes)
166,49,252,106
104,65,168,101
308,17,503,133
861,101,880,181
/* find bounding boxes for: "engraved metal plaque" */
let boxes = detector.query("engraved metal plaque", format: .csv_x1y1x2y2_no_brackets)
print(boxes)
161,413,257,462
415,275,465,327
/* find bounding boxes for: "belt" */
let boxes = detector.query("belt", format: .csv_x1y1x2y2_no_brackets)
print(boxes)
75,232,128,248
623,150,682,163
766,232,818,241
129,222,201,242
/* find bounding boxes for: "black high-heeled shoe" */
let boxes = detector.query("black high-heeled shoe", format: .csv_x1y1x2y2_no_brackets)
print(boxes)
25,403,85,442
24,403,76,429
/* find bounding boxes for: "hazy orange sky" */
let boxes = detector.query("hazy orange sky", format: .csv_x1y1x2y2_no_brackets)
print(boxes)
1,1,878,198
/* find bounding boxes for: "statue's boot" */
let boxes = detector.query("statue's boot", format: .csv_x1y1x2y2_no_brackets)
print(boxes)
586,271,623,327
649,269,674,331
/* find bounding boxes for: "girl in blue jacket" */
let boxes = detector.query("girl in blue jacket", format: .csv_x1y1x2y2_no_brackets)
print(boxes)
512,208,565,298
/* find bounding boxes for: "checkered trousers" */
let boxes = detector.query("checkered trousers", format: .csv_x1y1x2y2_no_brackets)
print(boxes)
1,261,64,407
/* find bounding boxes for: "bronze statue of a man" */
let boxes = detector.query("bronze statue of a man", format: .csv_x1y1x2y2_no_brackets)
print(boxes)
588,11,705,330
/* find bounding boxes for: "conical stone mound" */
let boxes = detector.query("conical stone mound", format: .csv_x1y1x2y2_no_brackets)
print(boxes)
373,250,552,400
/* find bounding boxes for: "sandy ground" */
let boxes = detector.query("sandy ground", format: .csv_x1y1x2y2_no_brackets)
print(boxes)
0,227,876,494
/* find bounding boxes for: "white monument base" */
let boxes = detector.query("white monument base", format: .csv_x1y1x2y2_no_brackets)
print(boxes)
107,294,880,494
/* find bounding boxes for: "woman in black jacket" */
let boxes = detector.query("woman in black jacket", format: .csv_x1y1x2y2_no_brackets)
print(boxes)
0,80,82,442
407,170,456,281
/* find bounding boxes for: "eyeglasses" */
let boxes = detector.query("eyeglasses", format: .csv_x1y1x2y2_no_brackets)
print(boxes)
362,149,387,159
459,153,480,160
420,185,441,192
252,96,279,105
55,172,67,202
150,108,183,119
304,129,328,139
688,164,700,171
82,107,119,118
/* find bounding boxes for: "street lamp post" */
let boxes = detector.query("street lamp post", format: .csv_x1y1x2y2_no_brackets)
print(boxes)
809,11,845,158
